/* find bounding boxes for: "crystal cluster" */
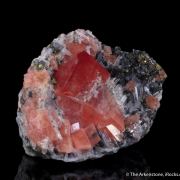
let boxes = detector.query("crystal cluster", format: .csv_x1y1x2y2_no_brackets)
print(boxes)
17,29,167,162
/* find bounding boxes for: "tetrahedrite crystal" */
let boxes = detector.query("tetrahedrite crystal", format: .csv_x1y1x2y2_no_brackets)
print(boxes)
17,29,167,162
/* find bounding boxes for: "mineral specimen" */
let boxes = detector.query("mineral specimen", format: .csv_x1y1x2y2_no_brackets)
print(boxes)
17,29,167,162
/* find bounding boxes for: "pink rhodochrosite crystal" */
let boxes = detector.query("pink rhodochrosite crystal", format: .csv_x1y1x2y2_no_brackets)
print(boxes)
17,29,167,162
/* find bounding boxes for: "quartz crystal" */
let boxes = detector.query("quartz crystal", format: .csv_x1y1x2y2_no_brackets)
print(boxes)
17,29,167,162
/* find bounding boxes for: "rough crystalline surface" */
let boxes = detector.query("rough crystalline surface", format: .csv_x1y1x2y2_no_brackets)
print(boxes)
17,29,167,162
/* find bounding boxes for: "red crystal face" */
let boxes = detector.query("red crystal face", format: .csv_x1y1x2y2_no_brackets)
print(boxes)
54,51,125,153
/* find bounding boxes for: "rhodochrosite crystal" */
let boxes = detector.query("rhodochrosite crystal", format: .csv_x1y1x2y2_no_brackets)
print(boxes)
17,29,167,162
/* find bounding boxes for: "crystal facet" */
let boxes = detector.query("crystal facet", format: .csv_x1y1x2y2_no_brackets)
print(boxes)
17,29,167,162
